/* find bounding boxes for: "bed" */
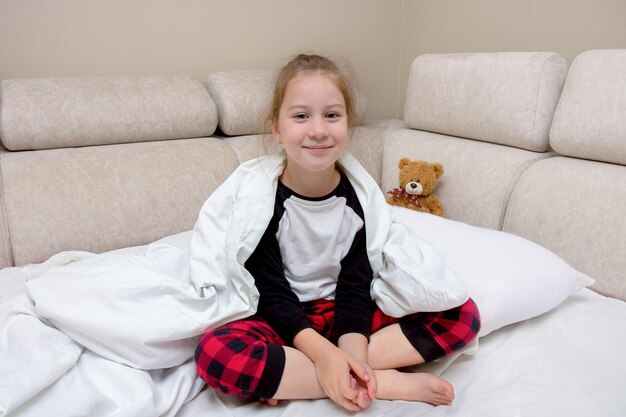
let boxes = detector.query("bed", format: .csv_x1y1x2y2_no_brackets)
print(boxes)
1,49,625,417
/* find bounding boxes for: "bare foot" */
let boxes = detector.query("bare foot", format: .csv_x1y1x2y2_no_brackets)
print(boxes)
374,369,455,405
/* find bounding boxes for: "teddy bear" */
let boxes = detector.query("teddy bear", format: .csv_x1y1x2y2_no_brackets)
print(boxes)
386,157,445,217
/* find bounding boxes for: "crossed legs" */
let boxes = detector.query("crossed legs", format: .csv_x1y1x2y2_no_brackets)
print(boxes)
195,298,480,407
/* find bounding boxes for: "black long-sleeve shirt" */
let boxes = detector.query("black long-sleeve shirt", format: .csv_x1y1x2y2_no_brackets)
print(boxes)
244,173,375,345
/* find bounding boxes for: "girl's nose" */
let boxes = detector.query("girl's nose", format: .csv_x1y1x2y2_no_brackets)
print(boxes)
308,117,328,139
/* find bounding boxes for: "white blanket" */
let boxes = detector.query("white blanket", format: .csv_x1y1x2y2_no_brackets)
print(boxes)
0,232,218,417
0,187,467,417
0,226,469,417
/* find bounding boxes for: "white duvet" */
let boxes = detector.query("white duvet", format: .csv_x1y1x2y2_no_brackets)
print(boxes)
0,232,214,417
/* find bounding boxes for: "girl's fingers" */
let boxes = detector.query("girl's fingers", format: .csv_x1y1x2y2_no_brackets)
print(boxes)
363,364,377,400
350,375,358,390
335,394,361,412
346,356,369,380
339,378,358,403
348,359,377,400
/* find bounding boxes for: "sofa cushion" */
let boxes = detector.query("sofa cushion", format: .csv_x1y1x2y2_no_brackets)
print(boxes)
0,152,13,268
0,76,218,150
206,69,368,137
381,128,552,230
205,70,274,136
1,138,238,266
502,156,626,301
404,52,567,152
550,49,626,165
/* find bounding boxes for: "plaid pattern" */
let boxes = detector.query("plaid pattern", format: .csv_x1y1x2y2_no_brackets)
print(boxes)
194,317,286,399
195,298,480,398
301,299,336,338
398,298,481,362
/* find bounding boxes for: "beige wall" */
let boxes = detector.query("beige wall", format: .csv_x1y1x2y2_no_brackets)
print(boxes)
0,0,403,120
1,0,625,120
398,0,626,115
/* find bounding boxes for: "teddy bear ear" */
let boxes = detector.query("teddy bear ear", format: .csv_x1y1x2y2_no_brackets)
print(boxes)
398,157,411,169
433,162,445,179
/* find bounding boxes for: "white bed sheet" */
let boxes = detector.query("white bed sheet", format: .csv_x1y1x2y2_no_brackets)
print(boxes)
178,288,626,417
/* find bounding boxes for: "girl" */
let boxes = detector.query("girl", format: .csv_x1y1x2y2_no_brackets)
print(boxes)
193,54,480,412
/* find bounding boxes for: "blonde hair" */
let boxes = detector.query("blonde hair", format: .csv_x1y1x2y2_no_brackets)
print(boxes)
265,54,360,132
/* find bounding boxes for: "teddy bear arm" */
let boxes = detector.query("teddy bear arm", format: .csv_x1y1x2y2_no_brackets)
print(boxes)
423,195,445,217
387,195,410,208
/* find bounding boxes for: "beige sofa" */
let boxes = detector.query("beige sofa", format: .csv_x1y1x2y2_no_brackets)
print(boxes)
1,49,625,417
1,49,623,300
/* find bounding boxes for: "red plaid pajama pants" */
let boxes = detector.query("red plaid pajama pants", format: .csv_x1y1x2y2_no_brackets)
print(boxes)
194,298,480,399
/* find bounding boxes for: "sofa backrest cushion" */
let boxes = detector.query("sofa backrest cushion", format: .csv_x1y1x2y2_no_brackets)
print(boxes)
549,49,626,165
206,70,274,136
206,69,368,137
0,76,218,150
404,52,567,152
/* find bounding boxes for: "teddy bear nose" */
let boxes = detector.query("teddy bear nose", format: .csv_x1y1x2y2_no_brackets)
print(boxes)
405,181,423,196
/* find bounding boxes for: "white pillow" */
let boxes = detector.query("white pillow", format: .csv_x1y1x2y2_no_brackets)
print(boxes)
391,207,594,336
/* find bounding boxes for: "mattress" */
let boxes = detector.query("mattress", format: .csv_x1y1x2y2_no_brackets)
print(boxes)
1,239,625,417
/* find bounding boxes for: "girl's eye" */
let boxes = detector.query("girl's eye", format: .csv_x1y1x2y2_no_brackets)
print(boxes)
293,113,309,120
326,112,342,120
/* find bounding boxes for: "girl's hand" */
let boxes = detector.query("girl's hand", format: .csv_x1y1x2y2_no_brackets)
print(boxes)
313,345,370,411
338,333,377,408
349,363,376,409
293,328,372,412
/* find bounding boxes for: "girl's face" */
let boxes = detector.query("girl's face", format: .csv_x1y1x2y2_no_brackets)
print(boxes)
272,72,349,180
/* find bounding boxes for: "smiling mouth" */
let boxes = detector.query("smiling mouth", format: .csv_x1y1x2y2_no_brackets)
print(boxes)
303,145,334,154
303,145,333,150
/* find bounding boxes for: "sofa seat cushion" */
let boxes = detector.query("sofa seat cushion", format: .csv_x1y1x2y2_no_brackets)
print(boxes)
502,156,626,300
0,138,238,266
